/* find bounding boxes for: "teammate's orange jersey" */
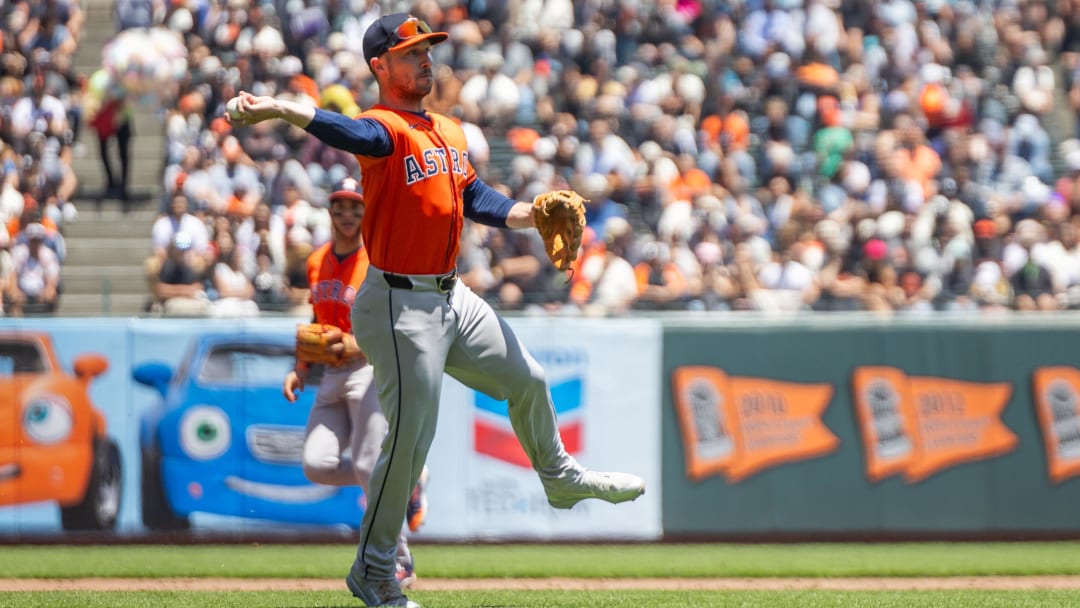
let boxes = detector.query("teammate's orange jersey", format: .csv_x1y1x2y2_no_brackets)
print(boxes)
355,106,476,275
307,242,369,333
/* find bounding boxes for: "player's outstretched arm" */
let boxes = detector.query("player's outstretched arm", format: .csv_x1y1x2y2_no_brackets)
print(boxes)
227,92,388,156
226,91,316,128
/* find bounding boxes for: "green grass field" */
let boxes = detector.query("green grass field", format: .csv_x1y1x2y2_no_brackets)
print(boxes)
3,542,1080,607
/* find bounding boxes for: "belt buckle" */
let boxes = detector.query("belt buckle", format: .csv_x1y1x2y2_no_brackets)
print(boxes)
437,272,457,293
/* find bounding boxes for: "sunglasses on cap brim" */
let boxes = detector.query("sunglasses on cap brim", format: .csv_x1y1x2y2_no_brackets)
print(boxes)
383,17,438,53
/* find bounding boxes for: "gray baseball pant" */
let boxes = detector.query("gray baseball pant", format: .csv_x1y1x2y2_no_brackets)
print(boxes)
349,266,577,582
302,360,409,560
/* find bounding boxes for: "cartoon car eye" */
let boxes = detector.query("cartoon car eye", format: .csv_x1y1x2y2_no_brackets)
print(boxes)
23,396,74,444
179,406,231,460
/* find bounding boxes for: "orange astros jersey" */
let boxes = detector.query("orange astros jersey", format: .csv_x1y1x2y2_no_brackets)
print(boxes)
355,106,476,275
307,242,369,333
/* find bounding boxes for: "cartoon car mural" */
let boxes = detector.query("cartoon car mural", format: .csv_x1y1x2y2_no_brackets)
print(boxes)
134,332,364,530
0,331,122,531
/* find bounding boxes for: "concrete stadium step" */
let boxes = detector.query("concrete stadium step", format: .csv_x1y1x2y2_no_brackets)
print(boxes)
63,208,160,238
62,264,148,293
56,292,149,317
71,146,164,194
64,237,151,266
72,0,115,76
73,134,166,157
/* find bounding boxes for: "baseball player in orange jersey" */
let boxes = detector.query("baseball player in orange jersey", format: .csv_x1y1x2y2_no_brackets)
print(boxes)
230,13,645,608
281,178,427,588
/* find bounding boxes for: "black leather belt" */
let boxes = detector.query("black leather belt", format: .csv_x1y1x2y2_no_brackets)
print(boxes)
383,270,457,294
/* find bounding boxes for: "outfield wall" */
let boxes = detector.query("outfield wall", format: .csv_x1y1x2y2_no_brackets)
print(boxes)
2,315,1080,540
661,315,1080,538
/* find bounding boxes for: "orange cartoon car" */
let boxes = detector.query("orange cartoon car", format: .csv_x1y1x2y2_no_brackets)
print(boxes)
0,331,122,530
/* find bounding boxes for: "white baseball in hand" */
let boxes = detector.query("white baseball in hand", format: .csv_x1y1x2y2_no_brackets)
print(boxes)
226,97,242,120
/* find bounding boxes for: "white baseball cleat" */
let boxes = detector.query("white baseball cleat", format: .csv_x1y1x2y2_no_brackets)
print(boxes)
544,469,646,509
346,573,420,607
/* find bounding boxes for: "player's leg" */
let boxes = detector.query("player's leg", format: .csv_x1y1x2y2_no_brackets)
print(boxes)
445,287,645,508
348,282,448,588
302,368,359,486
344,363,388,490
343,362,418,587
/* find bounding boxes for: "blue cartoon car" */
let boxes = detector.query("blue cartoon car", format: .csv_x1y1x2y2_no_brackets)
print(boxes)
133,332,364,531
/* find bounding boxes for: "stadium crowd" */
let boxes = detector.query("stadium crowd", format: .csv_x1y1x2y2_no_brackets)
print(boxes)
8,0,1080,317
0,0,83,315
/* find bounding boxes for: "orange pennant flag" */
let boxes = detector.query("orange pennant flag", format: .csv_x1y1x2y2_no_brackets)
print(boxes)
851,366,920,482
671,366,737,481
852,367,1017,483
672,367,838,482
903,377,1017,482
1032,367,1080,483
723,377,838,483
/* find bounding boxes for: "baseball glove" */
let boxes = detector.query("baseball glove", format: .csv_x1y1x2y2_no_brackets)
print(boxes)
295,323,361,366
533,190,588,272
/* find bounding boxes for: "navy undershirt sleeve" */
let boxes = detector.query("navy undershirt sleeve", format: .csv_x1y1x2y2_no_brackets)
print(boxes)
464,179,517,227
307,109,515,225
304,109,393,157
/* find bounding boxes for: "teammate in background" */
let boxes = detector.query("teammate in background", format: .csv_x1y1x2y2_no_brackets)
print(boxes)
231,14,645,608
281,178,428,589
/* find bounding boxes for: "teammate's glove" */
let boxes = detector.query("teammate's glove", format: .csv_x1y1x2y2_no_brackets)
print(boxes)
533,190,587,272
295,323,363,366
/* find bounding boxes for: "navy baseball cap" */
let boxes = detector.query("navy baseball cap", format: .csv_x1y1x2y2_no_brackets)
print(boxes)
329,177,364,203
362,13,448,65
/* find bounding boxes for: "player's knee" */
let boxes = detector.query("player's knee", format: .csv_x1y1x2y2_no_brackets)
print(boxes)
302,455,341,485
512,360,548,399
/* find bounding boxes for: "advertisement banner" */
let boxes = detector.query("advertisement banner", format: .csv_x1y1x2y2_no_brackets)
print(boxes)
0,317,661,541
414,318,662,541
0,317,360,535
0,319,139,533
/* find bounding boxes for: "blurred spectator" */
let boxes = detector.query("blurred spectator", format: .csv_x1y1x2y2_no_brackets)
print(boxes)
251,240,291,312
633,241,689,310
573,217,639,316
114,0,155,31
208,230,260,318
9,203,65,262
282,225,314,317
151,232,209,317
458,52,520,129
88,80,133,200
485,226,559,311
210,135,261,218
236,202,286,279
4,222,60,316
456,220,497,297
578,172,627,238
277,180,330,248
148,191,211,269
1008,219,1059,311
10,68,68,149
